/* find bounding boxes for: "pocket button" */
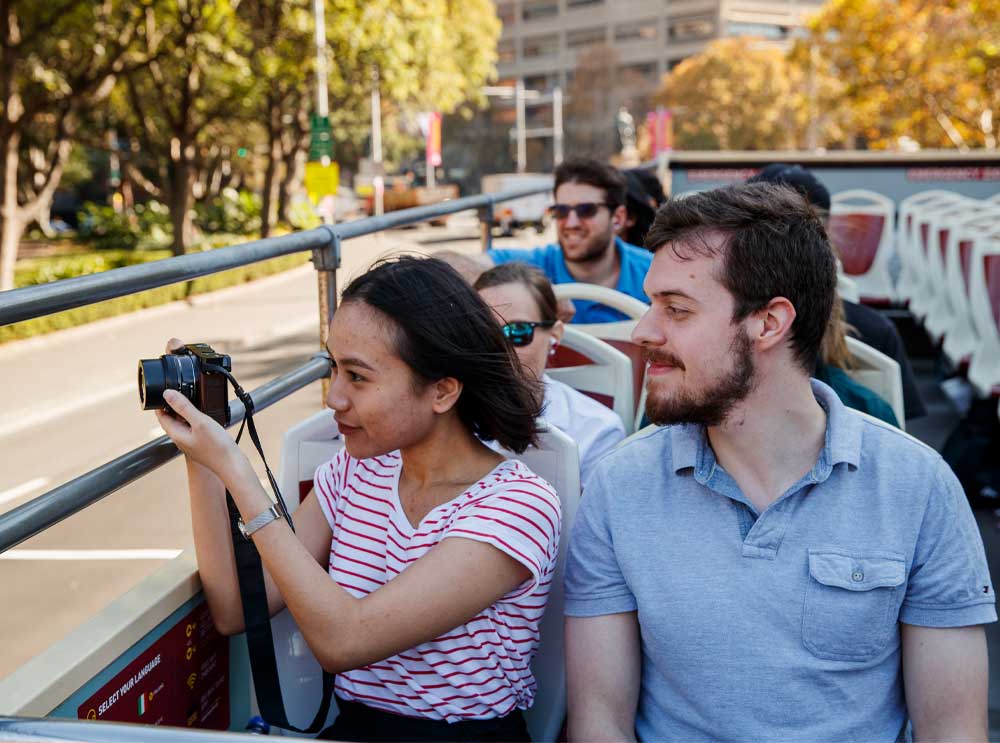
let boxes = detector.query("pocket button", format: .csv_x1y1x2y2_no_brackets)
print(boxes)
852,570,864,582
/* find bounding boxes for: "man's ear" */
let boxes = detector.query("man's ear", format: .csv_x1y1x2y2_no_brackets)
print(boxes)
612,204,627,231
431,376,463,414
754,297,797,353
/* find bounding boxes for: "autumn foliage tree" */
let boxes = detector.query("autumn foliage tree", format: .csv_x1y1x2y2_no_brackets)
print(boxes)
656,0,998,151
654,37,850,151
803,0,999,149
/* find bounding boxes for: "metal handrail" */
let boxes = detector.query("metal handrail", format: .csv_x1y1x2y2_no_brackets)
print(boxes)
0,185,549,553
0,355,331,553
0,186,547,326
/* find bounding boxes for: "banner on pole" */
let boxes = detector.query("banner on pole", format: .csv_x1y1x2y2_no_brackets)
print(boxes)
425,112,442,168
646,108,673,155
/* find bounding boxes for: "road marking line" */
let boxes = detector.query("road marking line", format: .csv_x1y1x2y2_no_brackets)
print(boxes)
0,382,135,440
0,477,51,506
0,549,183,561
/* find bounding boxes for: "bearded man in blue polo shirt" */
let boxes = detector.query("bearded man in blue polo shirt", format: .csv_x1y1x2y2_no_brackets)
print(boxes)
443,158,652,324
564,183,995,741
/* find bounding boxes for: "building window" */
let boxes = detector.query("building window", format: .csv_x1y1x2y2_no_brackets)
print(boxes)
669,16,716,41
566,26,606,48
523,33,560,58
618,62,660,87
567,0,603,8
524,73,555,92
522,0,559,22
496,2,516,26
498,40,516,64
615,20,658,43
725,22,787,39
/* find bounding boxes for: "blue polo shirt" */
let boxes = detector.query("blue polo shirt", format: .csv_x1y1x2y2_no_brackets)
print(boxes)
565,381,996,742
487,237,651,324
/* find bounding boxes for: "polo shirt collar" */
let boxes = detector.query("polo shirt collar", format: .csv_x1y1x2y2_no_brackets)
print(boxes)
669,378,863,483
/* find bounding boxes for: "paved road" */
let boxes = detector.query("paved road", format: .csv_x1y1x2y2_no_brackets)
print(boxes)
0,216,544,680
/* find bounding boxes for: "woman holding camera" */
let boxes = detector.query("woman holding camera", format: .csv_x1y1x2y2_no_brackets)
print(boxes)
157,256,560,742
474,262,625,483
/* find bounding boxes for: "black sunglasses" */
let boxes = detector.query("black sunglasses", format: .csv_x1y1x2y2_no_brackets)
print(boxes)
501,321,556,347
547,202,611,220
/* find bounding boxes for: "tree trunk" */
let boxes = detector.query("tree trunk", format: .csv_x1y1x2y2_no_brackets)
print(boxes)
0,128,22,291
277,100,310,224
169,154,194,256
260,94,281,238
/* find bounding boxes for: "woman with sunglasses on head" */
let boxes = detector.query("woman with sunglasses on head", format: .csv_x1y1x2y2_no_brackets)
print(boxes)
475,262,626,483
156,256,560,742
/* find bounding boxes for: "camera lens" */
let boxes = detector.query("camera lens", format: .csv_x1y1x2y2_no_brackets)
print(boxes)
138,354,199,410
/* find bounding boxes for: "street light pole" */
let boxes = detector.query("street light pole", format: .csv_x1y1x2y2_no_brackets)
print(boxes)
371,66,384,218
313,0,329,124
553,86,563,166
515,79,526,173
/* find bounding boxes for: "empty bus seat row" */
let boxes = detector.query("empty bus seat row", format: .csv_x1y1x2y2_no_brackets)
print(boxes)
894,190,1000,395
830,186,1000,397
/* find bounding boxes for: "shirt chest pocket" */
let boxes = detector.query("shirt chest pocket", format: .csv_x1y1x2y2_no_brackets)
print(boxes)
802,549,906,662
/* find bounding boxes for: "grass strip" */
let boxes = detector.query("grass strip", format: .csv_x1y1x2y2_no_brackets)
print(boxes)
2,251,309,344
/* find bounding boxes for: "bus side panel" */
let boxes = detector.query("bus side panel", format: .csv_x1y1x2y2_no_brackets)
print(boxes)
47,594,251,732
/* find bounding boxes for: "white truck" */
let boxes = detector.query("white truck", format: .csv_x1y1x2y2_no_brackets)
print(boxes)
481,173,553,236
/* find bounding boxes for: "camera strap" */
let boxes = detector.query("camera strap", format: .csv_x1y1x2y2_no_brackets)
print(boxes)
209,366,335,735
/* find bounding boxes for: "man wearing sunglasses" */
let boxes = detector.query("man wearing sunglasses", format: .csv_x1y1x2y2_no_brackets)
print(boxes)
442,158,653,324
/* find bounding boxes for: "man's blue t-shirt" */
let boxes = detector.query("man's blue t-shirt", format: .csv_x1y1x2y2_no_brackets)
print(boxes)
487,237,651,323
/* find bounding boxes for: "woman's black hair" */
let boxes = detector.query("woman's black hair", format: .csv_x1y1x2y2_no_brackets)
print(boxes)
340,255,542,453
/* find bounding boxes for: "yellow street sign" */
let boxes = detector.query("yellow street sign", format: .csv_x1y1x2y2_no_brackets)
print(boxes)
305,161,340,203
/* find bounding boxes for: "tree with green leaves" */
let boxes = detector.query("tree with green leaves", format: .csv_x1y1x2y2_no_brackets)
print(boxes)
0,0,150,290
112,0,255,256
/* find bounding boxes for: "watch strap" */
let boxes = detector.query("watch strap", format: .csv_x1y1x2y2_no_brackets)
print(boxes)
242,504,282,538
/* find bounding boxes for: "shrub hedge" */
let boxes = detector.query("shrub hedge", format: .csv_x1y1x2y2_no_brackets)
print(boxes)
2,248,310,344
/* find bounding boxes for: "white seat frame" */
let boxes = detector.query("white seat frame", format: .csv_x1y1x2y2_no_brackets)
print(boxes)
547,326,635,434
896,191,969,306
845,336,905,429
926,206,1000,347
967,233,1000,396
552,284,650,431
829,189,896,303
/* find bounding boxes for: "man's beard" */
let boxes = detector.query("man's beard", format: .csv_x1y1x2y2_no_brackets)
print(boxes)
644,329,757,427
559,222,614,264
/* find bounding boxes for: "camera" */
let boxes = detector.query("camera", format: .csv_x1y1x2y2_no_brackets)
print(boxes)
138,343,232,425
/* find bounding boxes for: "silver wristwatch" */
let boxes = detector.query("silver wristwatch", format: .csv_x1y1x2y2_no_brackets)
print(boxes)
237,505,282,539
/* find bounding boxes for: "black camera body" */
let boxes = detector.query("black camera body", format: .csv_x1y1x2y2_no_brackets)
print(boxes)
138,343,232,425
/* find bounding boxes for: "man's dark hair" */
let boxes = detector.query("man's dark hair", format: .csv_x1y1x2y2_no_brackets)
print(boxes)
643,183,837,372
341,256,541,452
554,157,627,210
474,262,558,323
748,163,831,214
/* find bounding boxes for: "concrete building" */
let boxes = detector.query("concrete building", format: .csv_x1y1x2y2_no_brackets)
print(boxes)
487,0,824,164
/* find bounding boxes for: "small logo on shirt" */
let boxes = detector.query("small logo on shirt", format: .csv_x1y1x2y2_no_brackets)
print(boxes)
984,585,990,594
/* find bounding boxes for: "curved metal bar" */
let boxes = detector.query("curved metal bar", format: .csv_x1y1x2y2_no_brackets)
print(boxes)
0,186,547,326
0,355,331,554
0,716,266,741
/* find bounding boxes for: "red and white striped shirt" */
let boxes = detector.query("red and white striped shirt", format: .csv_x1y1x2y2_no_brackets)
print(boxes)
313,449,560,722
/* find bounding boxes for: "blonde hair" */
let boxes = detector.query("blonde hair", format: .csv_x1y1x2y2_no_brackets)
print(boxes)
821,297,855,370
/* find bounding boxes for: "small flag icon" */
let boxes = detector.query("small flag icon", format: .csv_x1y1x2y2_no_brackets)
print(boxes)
138,694,146,716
